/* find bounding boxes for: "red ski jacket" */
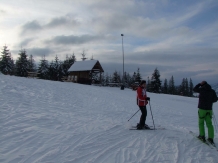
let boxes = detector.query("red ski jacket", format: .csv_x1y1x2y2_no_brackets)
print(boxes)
137,86,148,106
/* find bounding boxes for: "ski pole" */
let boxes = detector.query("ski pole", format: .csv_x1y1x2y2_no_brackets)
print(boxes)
149,100,156,130
128,109,140,121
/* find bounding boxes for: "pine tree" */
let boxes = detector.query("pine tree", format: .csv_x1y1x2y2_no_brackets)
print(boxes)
46,55,64,81
109,75,112,83
147,76,151,92
62,53,76,77
69,53,76,65
0,45,14,75
100,73,105,85
81,50,87,61
62,55,69,77
185,78,189,96
179,78,186,96
189,78,193,97
53,55,62,81
123,72,127,84
125,72,132,87
48,60,55,80
168,76,175,94
38,56,49,79
162,79,168,94
112,70,120,83
132,72,137,83
135,68,142,83
105,73,109,85
118,71,122,83
27,55,37,72
150,68,162,93
10,54,15,75
58,61,64,81
179,78,189,96
15,49,29,77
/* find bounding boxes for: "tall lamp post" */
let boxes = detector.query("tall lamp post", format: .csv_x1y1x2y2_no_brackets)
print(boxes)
121,34,124,90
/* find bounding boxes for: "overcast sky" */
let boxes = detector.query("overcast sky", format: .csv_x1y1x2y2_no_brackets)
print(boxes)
1,0,218,85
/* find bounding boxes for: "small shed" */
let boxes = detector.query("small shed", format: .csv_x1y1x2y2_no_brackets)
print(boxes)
68,60,104,84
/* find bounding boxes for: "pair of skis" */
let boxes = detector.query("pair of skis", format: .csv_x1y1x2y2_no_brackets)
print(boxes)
130,125,166,130
189,131,218,152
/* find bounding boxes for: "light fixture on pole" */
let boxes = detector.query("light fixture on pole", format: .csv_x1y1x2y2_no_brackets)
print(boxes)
121,34,124,90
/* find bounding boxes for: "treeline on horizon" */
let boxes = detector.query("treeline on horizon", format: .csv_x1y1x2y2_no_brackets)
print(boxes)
0,45,194,97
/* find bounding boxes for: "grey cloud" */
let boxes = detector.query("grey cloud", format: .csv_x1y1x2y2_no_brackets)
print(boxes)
26,47,53,57
46,17,67,27
47,34,103,45
87,1,214,41
126,47,218,66
19,38,34,47
0,9,6,14
20,15,79,35
90,13,138,34
46,16,79,28
167,70,214,78
21,20,42,34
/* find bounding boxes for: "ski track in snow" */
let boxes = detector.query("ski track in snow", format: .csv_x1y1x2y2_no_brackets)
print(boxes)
0,75,218,163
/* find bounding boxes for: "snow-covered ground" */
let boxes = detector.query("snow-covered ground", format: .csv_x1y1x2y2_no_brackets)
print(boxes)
1,75,218,163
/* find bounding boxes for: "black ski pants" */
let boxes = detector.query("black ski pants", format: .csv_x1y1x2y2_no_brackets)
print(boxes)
139,106,147,126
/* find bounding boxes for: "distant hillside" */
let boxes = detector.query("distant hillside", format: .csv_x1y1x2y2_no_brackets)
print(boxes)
211,83,218,95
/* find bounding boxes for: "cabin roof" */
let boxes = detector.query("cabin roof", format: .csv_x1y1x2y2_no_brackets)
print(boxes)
68,60,104,72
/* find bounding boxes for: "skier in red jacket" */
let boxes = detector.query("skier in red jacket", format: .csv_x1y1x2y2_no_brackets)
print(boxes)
136,80,150,129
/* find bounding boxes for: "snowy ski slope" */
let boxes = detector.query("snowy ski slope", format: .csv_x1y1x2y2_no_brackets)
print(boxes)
1,75,218,163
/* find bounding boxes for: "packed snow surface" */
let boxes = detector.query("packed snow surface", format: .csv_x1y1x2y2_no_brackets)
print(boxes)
1,75,218,163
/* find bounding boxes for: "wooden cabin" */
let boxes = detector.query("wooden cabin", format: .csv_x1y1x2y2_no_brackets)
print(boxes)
68,60,104,84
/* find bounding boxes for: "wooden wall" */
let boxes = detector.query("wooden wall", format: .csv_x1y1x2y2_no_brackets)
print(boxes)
69,71,91,84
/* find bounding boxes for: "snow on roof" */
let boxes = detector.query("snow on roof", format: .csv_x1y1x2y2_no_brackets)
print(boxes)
68,60,99,72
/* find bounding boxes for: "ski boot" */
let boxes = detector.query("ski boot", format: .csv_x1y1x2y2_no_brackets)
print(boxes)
136,123,143,130
144,124,150,129
197,135,206,142
207,138,215,146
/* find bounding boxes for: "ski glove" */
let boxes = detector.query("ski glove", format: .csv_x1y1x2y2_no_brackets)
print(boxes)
146,97,150,101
